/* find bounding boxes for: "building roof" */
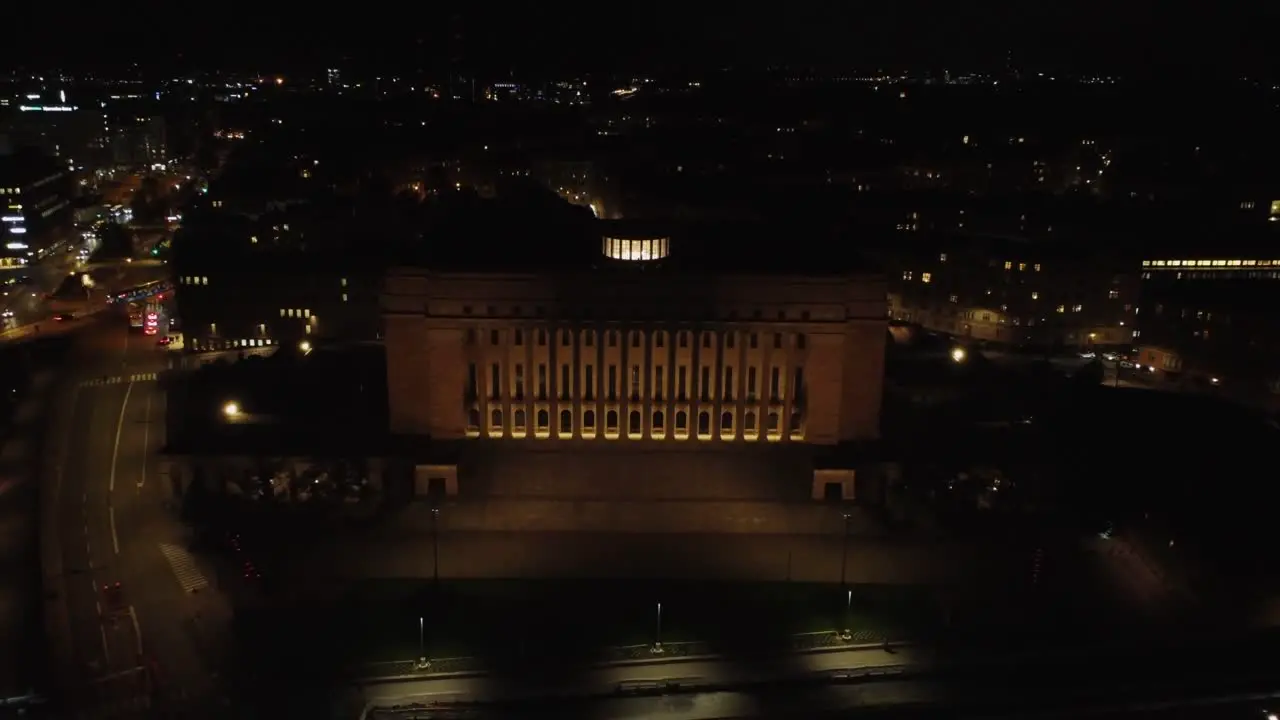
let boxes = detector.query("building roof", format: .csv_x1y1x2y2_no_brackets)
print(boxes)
415,214,877,277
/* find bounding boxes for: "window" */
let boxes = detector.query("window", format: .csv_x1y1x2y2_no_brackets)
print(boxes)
770,367,780,400
514,409,526,430
921,272,932,283
536,409,549,431
608,365,617,400
490,364,500,399
608,331,618,347
702,333,711,348
467,408,480,428
606,410,619,431
767,412,780,432
560,365,570,399
677,366,687,400
631,365,641,399
585,332,594,347
584,410,596,429
697,411,710,435
790,412,802,434
726,333,735,349
793,367,805,399
632,332,641,348
467,363,478,398
537,329,547,346
675,411,688,431
655,333,664,348
745,411,757,431
749,333,758,349
490,329,500,345
560,410,572,433
747,367,757,399
773,333,782,349
537,364,548,399
652,411,664,430
796,333,806,350
654,366,664,399
490,409,502,429
562,330,571,346
629,411,641,434
700,366,711,401
723,367,734,400
514,330,523,346
514,364,525,400
679,332,688,348
585,366,595,400
465,328,476,344
721,411,733,431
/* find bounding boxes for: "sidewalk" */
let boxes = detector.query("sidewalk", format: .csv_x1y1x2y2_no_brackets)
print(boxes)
354,628,894,682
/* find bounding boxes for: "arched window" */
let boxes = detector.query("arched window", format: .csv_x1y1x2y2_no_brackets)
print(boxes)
675,411,688,431
490,409,502,428
536,409,549,430
629,410,641,434
767,412,780,432
652,411,665,430
745,411,757,431
606,410,619,431
584,409,596,429
514,409,526,429
560,409,572,433
467,408,480,428
697,411,710,435
720,411,733,431
789,412,802,433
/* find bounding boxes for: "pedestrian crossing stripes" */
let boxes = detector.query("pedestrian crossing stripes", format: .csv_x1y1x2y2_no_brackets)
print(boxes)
158,543,209,593
80,372,158,387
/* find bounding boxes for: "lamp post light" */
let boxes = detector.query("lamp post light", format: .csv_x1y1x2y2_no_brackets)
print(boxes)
416,616,429,670
651,602,664,655
431,507,440,586
840,512,853,641
222,401,240,420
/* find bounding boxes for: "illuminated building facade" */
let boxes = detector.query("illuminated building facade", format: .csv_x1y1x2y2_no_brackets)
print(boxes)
384,221,887,500
0,151,74,265
883,234,1137,348
1136,256,1280,397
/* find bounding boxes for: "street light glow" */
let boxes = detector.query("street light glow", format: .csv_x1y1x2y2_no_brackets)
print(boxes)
299,340,312,354
950,347,967,363
222,401,240,418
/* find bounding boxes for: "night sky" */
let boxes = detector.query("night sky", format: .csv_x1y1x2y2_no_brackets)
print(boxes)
5,3,1277,78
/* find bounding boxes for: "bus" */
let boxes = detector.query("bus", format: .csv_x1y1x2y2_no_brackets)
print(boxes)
109,280,172,304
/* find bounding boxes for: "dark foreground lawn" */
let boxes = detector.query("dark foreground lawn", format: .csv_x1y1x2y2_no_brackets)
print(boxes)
233,579,940,670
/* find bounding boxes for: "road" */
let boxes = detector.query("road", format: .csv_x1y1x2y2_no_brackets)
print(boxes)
359,644,929,714
48,315,229,715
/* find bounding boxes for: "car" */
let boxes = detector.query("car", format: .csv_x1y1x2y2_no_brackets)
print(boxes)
54,313,75,322
1,310,12,318
156,336,171,346
101,581,124,609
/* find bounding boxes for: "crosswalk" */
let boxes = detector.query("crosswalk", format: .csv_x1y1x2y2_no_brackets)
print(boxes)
158,543,210,593
81,372,159,387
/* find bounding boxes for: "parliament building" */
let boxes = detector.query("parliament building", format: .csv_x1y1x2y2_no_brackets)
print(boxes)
384,220,888,504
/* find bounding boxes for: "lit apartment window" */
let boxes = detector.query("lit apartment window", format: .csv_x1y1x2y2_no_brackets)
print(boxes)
921,272,932,283
1031,292,1039,300
1003,261,1012,270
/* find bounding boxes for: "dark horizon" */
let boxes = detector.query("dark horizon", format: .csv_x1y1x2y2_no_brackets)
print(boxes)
5,5,1278,78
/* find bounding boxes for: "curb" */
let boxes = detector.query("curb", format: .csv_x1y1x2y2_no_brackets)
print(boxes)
353,640,908,685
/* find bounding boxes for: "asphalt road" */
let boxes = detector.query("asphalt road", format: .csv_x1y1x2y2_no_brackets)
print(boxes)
49,315,229,715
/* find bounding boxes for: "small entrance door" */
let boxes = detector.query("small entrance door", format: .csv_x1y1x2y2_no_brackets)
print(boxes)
823,482,843,501
427,477,447,502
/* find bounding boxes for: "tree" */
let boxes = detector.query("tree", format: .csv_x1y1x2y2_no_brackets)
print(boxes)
129,176,167,223
94,222,135,259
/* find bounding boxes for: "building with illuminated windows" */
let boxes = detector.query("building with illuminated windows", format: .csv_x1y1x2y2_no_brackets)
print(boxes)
882,233,1138,350
1135,251,1280,401
383,219,887,501
0,150,74,265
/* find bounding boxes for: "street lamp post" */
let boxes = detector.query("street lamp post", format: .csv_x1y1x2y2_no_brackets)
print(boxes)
840,512,853,641
417,616,429,670
431,507,440,586
651,602,664,655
